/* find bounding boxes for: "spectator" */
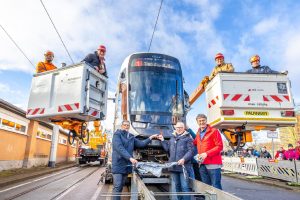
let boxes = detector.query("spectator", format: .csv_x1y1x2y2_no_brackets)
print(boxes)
36,50,57,73
158,122,194,200
246,146,259,157
260,146,272,159
111,120,158,200
193,114,223,190
295,141,300,160
275,147,286,160
246,55,279,74
241,149,251,158
209,53,234,81
284,144,298,161
82,45,108,77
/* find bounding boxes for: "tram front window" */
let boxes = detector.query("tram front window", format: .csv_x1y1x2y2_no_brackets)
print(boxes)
129,70,184,115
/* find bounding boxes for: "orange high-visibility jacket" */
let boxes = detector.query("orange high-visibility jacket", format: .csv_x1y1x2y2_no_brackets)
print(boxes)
36,61,57,73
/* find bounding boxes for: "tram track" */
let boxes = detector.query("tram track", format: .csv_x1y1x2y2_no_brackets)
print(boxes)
50,167,101,200
4,166,100,200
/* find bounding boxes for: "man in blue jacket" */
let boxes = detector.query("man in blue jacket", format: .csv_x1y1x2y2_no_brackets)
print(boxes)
158,122,194,200
82,45,108,77
112,120,158,200
246,55,279,74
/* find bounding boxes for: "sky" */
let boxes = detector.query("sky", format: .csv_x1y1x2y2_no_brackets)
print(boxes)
1,0,300,131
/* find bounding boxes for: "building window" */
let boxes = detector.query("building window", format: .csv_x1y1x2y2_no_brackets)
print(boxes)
0,118,27,134
36,128,52,141
59,136,67,145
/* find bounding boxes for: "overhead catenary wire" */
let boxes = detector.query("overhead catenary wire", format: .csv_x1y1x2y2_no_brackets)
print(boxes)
40,0,74,64
0,24,35,68
148,0,164,52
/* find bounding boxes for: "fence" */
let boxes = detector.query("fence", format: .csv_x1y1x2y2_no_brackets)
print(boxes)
222,157,300,183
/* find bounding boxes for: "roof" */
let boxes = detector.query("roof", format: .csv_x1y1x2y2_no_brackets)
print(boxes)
0,98,26,117
0,98,68,135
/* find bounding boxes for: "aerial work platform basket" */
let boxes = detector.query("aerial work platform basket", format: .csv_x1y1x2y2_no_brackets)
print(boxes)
205,72,297,131
27,62,108,122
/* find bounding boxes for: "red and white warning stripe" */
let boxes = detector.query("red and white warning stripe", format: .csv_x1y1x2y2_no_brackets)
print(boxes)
208,95,220,108
88,108,100,117
58,103,80,112
263,95,290,102
223,93,290,102
27,108,45,115
223,94,250,102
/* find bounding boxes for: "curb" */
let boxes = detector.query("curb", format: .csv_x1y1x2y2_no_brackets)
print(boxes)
0,163,77,188
223,173,300,192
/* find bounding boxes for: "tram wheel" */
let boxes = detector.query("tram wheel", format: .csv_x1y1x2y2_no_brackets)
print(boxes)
68,130,76,145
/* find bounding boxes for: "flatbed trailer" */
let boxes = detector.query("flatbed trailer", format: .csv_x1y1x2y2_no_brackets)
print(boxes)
100,172,241,200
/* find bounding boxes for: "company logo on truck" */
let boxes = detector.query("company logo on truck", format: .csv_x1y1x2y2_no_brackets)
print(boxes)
244,111,269,116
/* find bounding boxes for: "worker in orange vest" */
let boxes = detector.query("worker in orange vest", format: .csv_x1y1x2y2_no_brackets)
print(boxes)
209,53,234,80
36,50,57,73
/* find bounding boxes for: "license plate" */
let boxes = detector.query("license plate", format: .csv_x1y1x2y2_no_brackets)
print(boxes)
244,111,269,116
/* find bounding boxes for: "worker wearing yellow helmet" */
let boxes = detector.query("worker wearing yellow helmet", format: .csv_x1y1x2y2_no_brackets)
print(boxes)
209,53,234,80
36,50,57,73
246,55,279,74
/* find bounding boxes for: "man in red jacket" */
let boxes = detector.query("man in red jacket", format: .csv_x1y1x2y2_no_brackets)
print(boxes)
193,114,223,190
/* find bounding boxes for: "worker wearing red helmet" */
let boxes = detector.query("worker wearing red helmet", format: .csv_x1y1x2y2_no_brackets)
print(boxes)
36,50,57,73
209,53,234,80
82,45,107,77
246,55,279,74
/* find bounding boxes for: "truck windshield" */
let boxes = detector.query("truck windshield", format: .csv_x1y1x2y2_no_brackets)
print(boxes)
129,69,184,115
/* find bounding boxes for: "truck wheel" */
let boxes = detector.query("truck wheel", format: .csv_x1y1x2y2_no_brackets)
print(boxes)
80,122,90,144
68,130,76,145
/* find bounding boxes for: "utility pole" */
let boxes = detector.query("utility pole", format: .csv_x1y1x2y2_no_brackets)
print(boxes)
48,125,59,167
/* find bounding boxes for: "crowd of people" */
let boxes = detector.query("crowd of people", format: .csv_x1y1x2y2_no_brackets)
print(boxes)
274,142,300,160
224,142,300,161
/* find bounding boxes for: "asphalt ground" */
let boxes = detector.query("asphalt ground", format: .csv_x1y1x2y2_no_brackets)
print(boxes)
0,162,77,188
222,172,300,193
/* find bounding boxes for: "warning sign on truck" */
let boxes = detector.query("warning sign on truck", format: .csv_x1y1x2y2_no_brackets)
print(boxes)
244,111,269,116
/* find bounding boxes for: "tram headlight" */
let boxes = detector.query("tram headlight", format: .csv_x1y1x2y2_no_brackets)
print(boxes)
132,122,147,128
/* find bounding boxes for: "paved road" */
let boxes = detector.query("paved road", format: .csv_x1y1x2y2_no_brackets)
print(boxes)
222,176,300,200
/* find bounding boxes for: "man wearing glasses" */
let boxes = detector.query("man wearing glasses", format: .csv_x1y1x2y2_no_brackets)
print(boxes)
111,120,158,200
157,121,194,200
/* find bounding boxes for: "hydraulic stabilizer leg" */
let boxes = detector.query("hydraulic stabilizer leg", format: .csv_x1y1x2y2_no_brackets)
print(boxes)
221,126,253,152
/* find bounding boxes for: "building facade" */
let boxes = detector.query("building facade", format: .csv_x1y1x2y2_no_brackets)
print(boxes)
0,99,77,171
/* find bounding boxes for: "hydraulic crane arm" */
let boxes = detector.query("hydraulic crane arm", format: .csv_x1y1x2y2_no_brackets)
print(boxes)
188,76,209,106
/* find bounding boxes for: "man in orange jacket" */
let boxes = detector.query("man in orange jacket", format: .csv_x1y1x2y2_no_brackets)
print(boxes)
193,114,223,190
36,50,57,73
